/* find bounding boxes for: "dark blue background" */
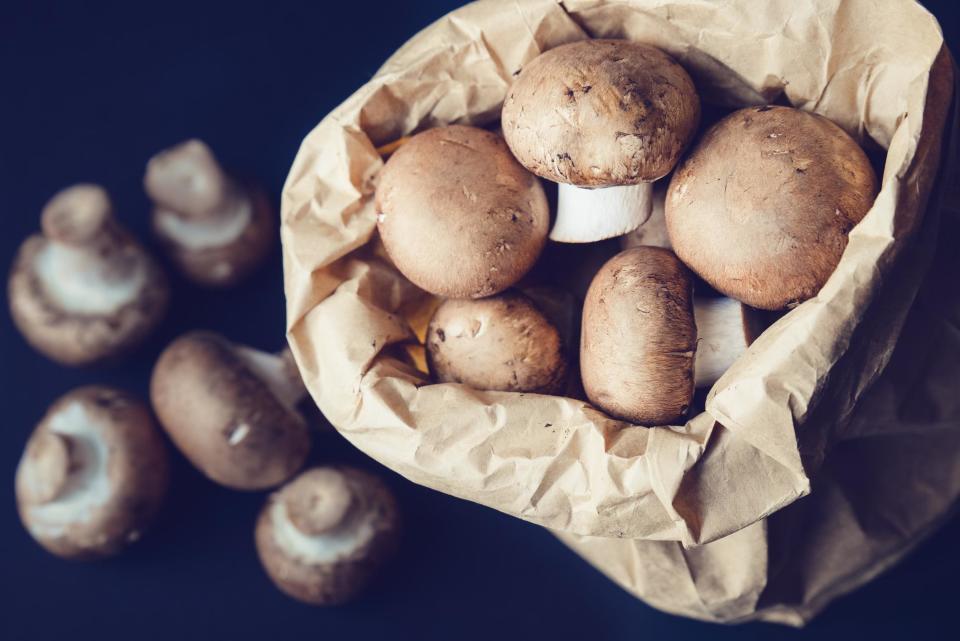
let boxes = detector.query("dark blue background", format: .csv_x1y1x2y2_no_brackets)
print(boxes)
1,2,957,640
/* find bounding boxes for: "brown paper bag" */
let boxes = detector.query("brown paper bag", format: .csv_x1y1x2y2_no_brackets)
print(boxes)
281,0,958,625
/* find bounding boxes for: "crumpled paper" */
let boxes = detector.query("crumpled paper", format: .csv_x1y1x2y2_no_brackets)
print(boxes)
281,0,957,624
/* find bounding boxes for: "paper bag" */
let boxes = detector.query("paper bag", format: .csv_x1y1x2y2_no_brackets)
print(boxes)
281,0,957,624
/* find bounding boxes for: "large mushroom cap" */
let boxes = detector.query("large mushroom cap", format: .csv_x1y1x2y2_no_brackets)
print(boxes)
502,39,700,187
375,125,549,299
581,247,696,425
15,386,169,560
665,105,879,310
426,291,569,394
255,466,401,605
8,184,170,365
150,332,310,490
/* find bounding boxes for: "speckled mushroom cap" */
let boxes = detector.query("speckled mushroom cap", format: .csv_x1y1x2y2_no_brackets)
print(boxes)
665,105,879,310
375,125,549,299
255,466,401,605
580,247,696,425
425,291,569,394
8,184,170,365
502,39,700,187
15,386,169,560
149,332,309,490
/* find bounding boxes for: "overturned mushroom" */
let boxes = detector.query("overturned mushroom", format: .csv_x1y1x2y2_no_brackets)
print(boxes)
150,331,310,490
503,40,700,243
145,139,274,287
666,105,879,310
16,386,169,560
8,184,170,365
255,466,401,605
375,125,550,299
581,247,765,425
426,290,569,394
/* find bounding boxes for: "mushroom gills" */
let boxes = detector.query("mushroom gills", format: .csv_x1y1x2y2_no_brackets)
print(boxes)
552,182,653,243
233,346,307,410
33,242,147,315
693,297,750,388
270,499,377,564
21,402,111,538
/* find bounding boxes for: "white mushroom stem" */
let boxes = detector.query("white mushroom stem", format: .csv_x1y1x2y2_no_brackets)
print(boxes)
620,183,671,249
19,402,111,538
234,346,308,410
146,139,252,250
693,297,750,388
551,182,653,243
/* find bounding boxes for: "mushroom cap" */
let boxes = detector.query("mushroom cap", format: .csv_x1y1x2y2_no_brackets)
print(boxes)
580,247,695,425
502,39,700,187
15,386,169,560
8,185,170,366
255,466,401,605
375,125,549,299
150,332,310,490
426,291,569,394
665,105,879,310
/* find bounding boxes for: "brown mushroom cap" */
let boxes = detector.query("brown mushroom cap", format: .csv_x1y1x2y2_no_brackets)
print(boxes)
502,39,701,187
15,386,169,560
665,105,879,310
426,291,569,394
8,184,170,366
255,466,401,605
145,140,273,287
150,331,310,490
375,125,549,299
581,247,696,425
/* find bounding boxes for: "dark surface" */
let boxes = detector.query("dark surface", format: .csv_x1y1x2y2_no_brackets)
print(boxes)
1,2,958,640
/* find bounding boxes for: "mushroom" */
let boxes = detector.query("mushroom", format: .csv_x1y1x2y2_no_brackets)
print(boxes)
145,139,274,287
8,184,170,365
620,183,671,250
150,331,310,490
255,466,401,605
581,247,765,425
426,290,569,394
375,125,550,299
502,39,700,243
15,386,169,560
665,105,879,310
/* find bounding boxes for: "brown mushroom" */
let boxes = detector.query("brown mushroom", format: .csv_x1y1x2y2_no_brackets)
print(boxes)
581,247,765,425
375,125,550,299
502,39,700,243
255,466,401,605
145,139,274,287
665,105,879,310
8,184,170,365
150,331,310,490
15,386,169,560
426,290,569,394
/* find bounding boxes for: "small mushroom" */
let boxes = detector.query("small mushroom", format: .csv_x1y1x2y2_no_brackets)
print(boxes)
145,139,274,287
375,125,550,298
581,247,765,425
150,331,310,490
255,466,401,605
502,39,700,243
15,386,169,560
665,105,879,310
8,184,170,365
426,290,569,394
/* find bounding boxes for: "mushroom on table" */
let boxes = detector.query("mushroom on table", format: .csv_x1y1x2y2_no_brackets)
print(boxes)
145,139,274,287
16,386,169,560
8,184,169,365
255,466,401,605
502,39,700,243
150,331,310,490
